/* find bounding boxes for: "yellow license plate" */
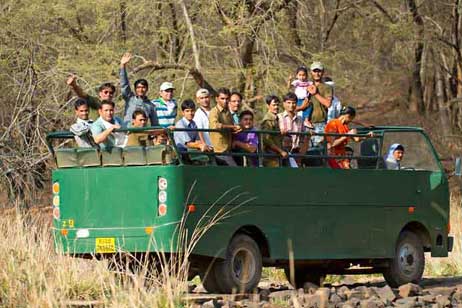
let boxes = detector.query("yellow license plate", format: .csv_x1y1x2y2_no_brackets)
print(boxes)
95,238,116,253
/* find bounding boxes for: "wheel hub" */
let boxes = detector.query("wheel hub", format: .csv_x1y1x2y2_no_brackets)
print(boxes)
398,243,417,276
232,248,256,284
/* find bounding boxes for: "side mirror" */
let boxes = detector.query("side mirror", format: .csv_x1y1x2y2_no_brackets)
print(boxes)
455,157,461,177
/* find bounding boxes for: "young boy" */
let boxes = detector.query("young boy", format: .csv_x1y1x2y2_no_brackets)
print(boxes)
126,110,153,147
232,110,258,166
174,99,211,153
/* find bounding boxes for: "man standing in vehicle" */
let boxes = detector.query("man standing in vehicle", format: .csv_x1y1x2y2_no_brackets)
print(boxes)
209,88,241,166
194,88,213,147
70,98,95,148
229,92,242,124
260,95,288,167
152,82,177,128
66,75,115,111
120,52,158,127
91,101,126,149
307,61,332,146
279,93,309,166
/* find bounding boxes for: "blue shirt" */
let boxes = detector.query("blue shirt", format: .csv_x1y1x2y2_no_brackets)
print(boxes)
120,67,159,127
174,117,199,151
90,116,125,149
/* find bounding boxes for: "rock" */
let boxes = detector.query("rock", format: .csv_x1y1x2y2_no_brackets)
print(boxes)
330,293,343,306
399,283,423,298
202,299,222,308
372,286,396,304
427,287,456,298
435,294,450,307
302,294,321,308
268,290,295,302
259,289,271,302
303,282,319,294
452,290,462,303
419,294,436,304
360,297,385,308
346,289,365,300
394,297,418,308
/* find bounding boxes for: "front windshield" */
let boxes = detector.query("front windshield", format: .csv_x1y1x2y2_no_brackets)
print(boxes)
381,131,441,172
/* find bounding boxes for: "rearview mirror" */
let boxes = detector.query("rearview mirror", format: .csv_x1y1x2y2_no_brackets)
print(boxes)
455,157,461,177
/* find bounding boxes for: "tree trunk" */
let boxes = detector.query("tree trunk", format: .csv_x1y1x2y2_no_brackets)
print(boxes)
119,1,127,44
436,66,452,137
407,0,425,114
287,0,301,48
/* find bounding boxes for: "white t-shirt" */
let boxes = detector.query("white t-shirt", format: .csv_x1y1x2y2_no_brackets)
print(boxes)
291,80,312,100
193,107,212,146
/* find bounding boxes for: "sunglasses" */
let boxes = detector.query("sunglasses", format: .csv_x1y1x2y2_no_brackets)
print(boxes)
312,69,322,73
102,90,114,95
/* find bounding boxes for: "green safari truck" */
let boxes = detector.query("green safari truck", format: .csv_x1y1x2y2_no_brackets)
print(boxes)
47,126,453,293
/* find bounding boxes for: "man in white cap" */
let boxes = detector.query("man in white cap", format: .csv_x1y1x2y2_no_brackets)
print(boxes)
307,61,332,146
152,81,177,128
193,88,213,147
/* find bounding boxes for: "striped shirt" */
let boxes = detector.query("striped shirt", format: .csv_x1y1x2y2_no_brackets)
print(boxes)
278,111,305,150
152,97,177,128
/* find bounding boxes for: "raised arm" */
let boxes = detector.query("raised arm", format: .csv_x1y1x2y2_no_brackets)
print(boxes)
119,52,134,100
67,75,88,99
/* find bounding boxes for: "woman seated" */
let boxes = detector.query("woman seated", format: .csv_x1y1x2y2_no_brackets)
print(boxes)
384,144,405,170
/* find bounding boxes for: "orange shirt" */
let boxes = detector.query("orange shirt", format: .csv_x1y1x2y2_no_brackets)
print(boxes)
325,118,349,156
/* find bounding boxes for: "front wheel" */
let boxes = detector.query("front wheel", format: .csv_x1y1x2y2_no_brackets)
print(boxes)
213,234,262,293
383,231,425,288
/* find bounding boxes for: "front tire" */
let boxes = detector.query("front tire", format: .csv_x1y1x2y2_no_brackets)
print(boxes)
383,231,425,288
214,234,262,293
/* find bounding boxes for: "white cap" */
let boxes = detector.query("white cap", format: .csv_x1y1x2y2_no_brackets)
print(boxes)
310,61,324,71
160,82,175,91
196,88,210,97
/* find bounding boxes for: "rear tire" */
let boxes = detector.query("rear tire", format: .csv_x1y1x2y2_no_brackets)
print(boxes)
214,234,262,293
284,266,325,288
383,231,425,288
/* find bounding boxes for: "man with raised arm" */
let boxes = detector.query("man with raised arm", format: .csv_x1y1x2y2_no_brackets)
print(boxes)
260,95,288,167
209,87,241,166
119,52,158,127
193,88,213,147
90,101,126,149
307,61,333,146
66,75,115,110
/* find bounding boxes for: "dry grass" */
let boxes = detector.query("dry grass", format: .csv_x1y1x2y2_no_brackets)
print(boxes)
0,210,191,307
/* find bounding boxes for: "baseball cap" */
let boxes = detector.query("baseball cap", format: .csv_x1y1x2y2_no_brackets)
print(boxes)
160,82,175,91
310,61,324,71
196,88,210,97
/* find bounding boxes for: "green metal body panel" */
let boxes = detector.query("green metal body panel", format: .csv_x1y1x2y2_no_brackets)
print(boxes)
50,128,451,264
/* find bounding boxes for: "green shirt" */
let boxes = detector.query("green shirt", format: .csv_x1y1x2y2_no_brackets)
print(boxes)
310,82,333,123
260,112,282,152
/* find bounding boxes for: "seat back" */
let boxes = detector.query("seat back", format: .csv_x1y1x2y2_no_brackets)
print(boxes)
358,139,379,169
101,147,123,166
77,148,101,167
123,146,147,166
56,148,78,168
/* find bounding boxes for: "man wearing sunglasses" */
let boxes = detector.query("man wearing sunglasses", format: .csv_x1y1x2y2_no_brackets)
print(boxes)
120,52,159,127
66,75,115,112
307,61,333,146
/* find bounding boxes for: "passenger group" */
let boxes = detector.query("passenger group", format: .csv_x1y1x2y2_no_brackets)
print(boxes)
67,53,404,169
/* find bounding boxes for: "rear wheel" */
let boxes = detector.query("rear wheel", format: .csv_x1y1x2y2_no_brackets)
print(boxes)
284,266,325,288
213,234,262,293
383,231,424,288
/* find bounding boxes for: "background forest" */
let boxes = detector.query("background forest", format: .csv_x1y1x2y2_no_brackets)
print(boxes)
0,0,462,203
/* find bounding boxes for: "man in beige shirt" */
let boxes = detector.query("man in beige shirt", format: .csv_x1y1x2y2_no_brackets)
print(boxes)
209,87,241,166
